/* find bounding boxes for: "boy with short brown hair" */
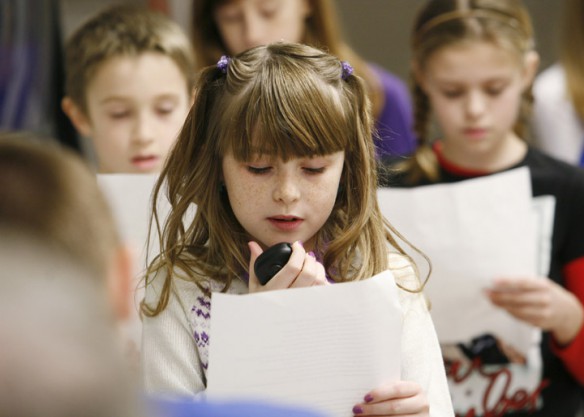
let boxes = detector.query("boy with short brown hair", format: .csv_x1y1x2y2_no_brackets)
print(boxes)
62,5,195,173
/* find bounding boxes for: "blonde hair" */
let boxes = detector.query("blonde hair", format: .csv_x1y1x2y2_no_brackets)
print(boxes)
0,134,120,280
64,4,195,114
191,0,384,118
142,42,412,317
560,0,584,121
404,0,535,183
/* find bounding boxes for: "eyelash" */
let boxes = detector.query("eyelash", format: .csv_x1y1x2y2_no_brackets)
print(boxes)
156,107,174,116
442,86,505,99
486,87,504,96
246,166,326,175
110,112,130,119
443,91,462,99
304,167,325,174
247,166,271,174
261,9,277,18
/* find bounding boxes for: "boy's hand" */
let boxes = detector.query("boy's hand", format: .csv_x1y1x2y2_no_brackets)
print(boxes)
247,241,328,293
352,381,429,416
486,276,584,345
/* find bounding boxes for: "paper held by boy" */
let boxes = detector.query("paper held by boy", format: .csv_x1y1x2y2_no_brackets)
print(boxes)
378,167,555,359
97,174,179,352
205,270,402,417
97,174,159,350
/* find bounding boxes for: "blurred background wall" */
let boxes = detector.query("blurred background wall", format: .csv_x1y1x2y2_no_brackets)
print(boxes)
60,0,562,81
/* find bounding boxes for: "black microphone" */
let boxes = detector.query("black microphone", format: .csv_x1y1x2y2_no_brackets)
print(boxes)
254,242,293,285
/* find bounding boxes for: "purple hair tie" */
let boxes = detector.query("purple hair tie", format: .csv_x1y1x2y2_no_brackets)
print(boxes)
341,61,353,80
217,55,231,73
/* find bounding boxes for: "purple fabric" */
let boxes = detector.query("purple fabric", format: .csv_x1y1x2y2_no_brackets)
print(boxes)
368,63,416,158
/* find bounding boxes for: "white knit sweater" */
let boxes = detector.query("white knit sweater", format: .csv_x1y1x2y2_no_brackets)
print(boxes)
142,253,454,416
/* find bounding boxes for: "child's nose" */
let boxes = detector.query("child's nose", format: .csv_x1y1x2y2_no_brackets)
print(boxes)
272,174,300,204
241,14,266,50
131,114,155,145
465,91,487,118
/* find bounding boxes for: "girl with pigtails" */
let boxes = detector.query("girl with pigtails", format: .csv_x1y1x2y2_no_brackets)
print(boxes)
382,1,584,416
191,0,417,160
141,42,454,416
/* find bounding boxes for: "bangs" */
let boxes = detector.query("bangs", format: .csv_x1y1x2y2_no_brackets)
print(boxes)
215,56,354,161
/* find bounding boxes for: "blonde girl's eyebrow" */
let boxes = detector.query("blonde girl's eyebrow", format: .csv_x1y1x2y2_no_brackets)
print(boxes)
259,0,280,10
99,96,132,105
434,72,512,86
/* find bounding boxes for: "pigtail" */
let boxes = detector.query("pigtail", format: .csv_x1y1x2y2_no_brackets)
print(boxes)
515,86,534,141
141,66,232,317
412,81,430,143
321,71,376,280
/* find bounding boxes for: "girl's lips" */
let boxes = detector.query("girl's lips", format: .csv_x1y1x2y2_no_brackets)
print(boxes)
131,155,159,171
463,128,488,140
268,216,304,232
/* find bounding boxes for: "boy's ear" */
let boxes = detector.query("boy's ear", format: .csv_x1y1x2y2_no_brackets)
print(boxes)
61,97,93,138
106,244,135,322
522,51,540,90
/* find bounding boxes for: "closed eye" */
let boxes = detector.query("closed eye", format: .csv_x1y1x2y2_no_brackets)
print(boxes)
247,166,271,174
442,90,463,99
485,86,505,96
303,167,325,174
109,111,131,119
156,106,175,116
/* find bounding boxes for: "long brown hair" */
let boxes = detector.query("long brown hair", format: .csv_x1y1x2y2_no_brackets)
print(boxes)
403,0,535,183
142,43,412,317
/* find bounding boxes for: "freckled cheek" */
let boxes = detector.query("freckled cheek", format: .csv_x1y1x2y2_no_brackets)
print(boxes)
304,181,338,210
226,182,266,216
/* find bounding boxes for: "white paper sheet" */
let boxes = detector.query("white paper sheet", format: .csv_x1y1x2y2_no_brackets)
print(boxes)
97,174,160,273
206,270,403,417
97,174,168,350
378,168,541,356
531,195,556,277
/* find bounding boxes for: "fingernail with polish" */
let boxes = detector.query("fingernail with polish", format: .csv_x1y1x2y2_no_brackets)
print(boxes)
352,405,363,415
308,251,315,258
364,394,374,403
